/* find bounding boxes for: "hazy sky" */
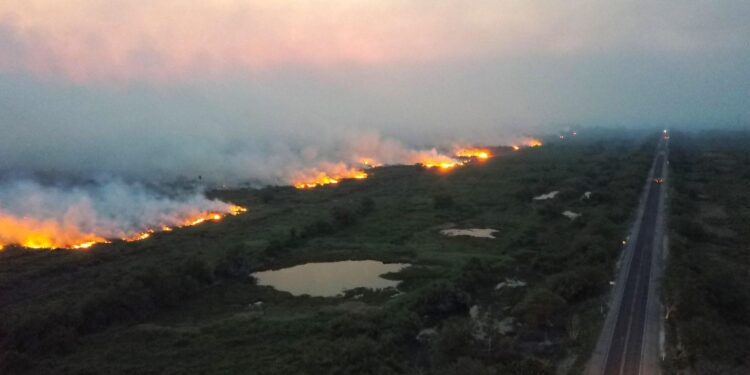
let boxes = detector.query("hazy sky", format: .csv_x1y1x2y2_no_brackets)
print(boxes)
1,0,749,184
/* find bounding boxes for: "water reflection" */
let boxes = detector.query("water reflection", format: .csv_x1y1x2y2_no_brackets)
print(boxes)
252,260,409,297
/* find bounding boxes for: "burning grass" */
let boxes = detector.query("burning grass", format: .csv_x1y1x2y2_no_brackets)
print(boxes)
293,142,542,189
521,138,543,148
454,147,491,160
293,169,368,189
292,149,466,189
509,138,544,150
0,204,247,250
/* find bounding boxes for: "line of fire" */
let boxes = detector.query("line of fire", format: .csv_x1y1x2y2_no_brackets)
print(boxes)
0,140,541,251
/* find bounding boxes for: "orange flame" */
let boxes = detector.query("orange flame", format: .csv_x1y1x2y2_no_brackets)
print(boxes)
523,138,543,147
293,164,368,189
421,161,461,169
359,158,383,168
0,204,248,250
0,212,110,250
454,148,491,160
72,240,107,249
411,152,463,170
510,138,542,150
125,231,153,242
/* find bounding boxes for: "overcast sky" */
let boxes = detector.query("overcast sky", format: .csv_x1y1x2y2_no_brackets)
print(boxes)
1,0,749,184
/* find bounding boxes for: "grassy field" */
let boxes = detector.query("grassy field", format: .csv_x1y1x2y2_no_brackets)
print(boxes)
662,130,750,375
0,131,656,374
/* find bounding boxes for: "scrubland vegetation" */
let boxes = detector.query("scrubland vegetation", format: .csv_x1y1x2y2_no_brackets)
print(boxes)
663,131,750,375
0,131,656,374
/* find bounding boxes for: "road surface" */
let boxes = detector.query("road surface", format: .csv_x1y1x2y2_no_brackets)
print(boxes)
586,134,669,375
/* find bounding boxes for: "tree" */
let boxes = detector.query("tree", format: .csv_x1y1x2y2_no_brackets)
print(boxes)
432,319,474,364
331,206,357,227
547,267,607,302
512,288,566,327
413,283,470,322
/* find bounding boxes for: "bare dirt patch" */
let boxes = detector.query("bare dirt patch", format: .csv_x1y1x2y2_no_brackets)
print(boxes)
440,228,498,239
534,191,559,200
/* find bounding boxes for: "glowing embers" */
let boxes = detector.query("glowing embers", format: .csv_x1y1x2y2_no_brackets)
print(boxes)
0,204,247,250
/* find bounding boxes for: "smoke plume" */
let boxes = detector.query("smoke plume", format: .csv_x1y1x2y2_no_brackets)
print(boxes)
0,178,236,249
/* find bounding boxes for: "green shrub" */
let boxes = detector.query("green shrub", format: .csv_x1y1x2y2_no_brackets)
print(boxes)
432,319,474,364
512,288,566,327
331,206,357,227
547,267,608,302
182,257,214,284
413,283,469,323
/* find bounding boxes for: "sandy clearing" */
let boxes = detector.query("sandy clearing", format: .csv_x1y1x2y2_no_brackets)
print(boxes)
440,228,498,239
534,191,559,200
495,279,527,290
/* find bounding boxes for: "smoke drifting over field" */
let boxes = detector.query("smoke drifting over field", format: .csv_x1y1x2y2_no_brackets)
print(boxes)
0,1,748,248
2,1,749,186
0,83,523,187
0,178,237,249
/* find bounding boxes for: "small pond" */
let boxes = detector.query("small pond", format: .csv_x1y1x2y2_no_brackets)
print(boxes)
251,260,410,297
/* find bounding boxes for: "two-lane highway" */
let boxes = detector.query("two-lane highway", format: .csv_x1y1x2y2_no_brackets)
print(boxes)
587,134,669,375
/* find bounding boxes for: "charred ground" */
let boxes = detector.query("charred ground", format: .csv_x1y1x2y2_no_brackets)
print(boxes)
1,131,655,374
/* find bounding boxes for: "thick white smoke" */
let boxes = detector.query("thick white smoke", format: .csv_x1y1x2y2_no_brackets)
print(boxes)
0,178,235,249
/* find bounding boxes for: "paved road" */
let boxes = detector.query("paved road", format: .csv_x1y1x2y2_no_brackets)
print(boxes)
587,135,668,375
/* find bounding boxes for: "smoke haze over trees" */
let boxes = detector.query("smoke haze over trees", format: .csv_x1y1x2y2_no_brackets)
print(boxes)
1,1,749,186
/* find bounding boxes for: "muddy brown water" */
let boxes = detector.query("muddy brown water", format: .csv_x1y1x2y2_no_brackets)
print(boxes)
252,260,410,297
